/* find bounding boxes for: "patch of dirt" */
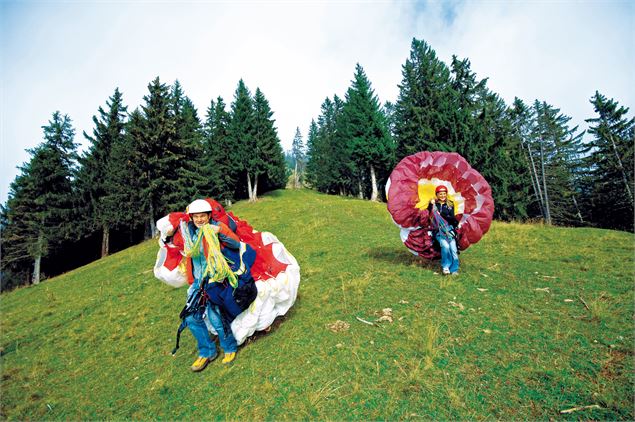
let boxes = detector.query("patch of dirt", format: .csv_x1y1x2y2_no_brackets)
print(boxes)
599,349,631,380
327,320,350,333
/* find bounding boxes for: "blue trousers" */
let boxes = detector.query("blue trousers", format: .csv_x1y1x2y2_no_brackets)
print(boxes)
436,233,459,273
185,302,237,358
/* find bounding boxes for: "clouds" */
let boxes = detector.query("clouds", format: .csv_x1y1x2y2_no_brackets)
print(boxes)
1,0,633,203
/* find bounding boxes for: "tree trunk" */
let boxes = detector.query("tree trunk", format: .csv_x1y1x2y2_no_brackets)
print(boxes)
101,224,110,257
294,161,299,188
370,164,379,201
522,141,544,217
33,254,41,285
608,132,634,206
247,173,253,202
252,174,259,201
572,195,584,224
540,140,551,224
358,181,364,199
148,203,157,238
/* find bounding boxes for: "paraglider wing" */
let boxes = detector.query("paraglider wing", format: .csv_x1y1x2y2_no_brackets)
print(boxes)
386,151,494,259
153,200,300,345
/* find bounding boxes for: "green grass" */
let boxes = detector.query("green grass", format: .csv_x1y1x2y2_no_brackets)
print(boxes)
1,189,633,420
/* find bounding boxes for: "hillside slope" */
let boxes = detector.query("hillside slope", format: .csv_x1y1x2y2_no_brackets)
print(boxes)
1,189,633,420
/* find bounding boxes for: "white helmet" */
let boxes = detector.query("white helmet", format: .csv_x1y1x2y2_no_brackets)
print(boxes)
187,199,212,214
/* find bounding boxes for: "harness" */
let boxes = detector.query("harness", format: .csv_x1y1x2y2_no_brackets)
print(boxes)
171,278,209,355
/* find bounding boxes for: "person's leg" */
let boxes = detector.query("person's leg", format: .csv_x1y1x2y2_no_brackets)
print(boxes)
436,234,451,274
206,305,238,355
449,239,459,273
185,310,218,358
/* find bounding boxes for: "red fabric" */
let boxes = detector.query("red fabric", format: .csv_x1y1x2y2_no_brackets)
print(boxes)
387,151,494,257
204,201,290,281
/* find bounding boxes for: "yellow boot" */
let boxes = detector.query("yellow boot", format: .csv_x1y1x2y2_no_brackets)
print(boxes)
222,352,236,365
191,356,210,372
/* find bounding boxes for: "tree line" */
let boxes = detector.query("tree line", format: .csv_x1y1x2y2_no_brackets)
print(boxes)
2,37,633,291
1,78,287,290
300,38,633,229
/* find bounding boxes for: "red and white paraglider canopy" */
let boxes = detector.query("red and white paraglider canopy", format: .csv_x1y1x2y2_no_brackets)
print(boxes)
386,151,494,259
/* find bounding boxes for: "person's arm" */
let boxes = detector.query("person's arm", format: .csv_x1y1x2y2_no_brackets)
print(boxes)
211,222,240,250
442,205,459,228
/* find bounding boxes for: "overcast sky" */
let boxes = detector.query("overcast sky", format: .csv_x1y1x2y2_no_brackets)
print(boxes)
1,0,633,204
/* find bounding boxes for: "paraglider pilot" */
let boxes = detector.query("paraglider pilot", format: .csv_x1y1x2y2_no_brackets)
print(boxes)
429,185,459,275
182,199,242,371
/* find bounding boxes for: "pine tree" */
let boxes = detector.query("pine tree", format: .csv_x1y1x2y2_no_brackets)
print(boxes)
337,64,394,201
228,79,255,200
77,88,127,257
137,77,180,237
1,112,78,284
472,92,531,220
585,92,634,231
509,98,543,218
170,81,202,204
305,96,348,194
202,97,235,204
291,127,305,188
530,101,587,225
104,108,146,234
251,88,286,199
394,38,454,159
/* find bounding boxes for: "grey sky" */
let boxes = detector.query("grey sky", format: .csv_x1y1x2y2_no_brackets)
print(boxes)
1,0,633,204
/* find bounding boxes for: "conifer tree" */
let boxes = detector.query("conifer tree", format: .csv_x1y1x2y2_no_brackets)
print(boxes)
530,101,587,225
228,79,255,200
170,81,202,203
136,77,180,237
2,112,77,284
291,127,305,188
104,108,146,234
306,96,347,194
509,98,543,217
202,97,235,203
337,64,393,201
585,92,634,231
77,88,127,256
251,87,286,199
394,38,454,159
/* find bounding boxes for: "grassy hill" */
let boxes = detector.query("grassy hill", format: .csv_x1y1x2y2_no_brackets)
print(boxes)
1,189,633,420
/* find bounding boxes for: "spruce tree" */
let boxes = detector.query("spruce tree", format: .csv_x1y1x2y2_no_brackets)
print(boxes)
291,127,305,188
77,88,127,256
585,92,634,231
530,101,587,225
251,87,286,199
337,64,393,201
170,81,202,204
202,97,235,203
1,112,77,284
104,108,146,234
394,38,454,159
228,79,255,200
137,77,180,236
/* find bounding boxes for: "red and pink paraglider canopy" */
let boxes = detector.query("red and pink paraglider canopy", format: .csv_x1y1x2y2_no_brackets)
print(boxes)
386,151,494,259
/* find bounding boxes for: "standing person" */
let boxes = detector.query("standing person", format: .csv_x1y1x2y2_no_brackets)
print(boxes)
182,199,241,372
429,186,460,275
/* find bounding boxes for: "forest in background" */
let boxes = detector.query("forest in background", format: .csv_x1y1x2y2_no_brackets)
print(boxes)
1,38,633,291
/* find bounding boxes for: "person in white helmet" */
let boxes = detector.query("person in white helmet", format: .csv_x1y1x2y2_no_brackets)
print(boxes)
182,199,242,371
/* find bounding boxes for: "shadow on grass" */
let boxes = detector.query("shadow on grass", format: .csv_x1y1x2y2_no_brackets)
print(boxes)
242,304,296,347
365,246,437,270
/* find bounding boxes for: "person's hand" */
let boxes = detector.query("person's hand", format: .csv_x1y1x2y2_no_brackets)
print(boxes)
210,224,220,233
430,199,435,205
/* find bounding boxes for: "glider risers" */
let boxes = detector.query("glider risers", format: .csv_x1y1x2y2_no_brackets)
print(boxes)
386,151,494,259
153,200,300,345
